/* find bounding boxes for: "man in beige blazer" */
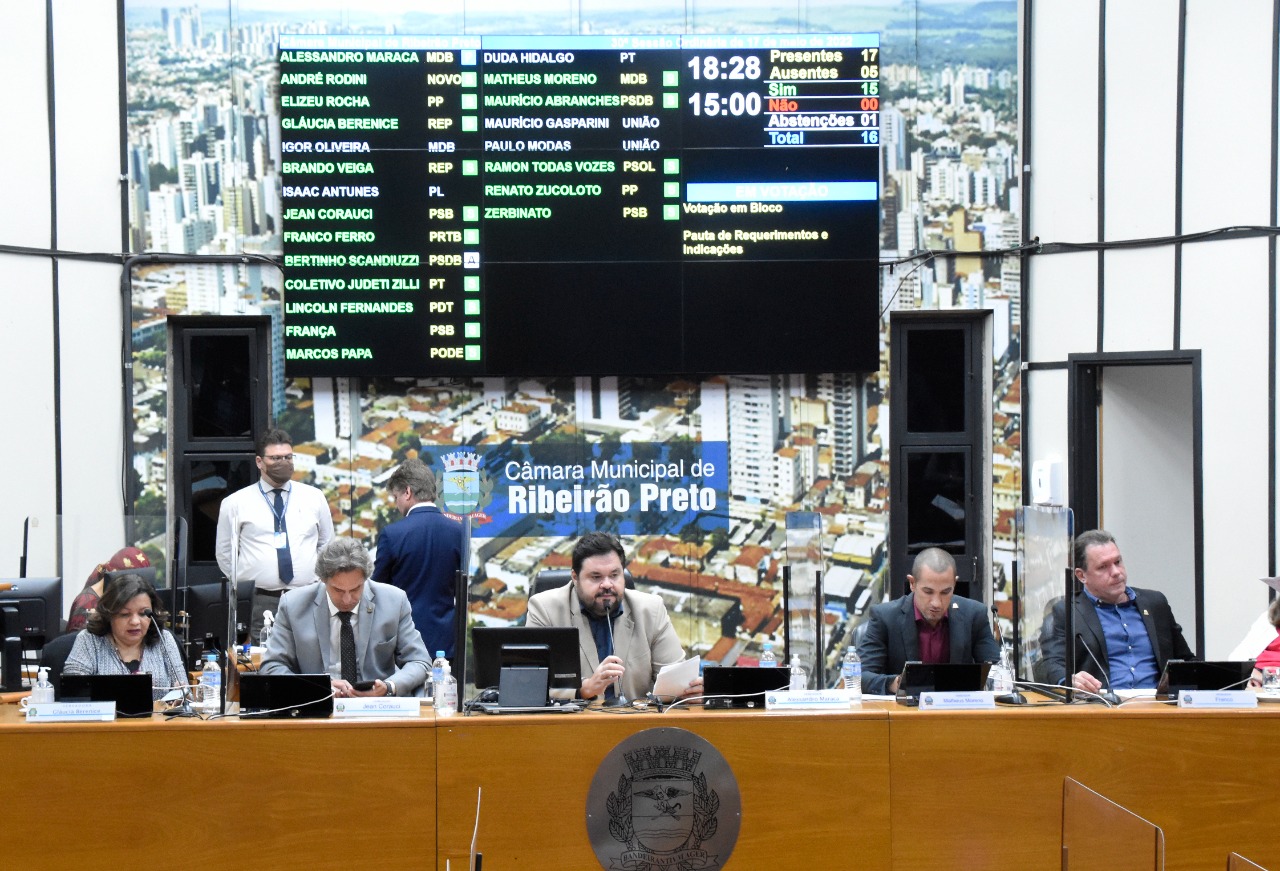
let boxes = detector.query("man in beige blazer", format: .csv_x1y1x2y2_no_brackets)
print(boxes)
526,532,701,703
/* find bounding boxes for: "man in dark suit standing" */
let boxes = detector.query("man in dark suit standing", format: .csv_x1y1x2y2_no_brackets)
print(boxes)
1035,529,1195,691
371,458,464,659
858,547,1001,695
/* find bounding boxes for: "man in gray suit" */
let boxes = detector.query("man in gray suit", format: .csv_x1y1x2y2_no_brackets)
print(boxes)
858,547,1001,695
260,537,430,698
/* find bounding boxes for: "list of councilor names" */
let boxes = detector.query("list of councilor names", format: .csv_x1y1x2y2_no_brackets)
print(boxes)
278,33,880,376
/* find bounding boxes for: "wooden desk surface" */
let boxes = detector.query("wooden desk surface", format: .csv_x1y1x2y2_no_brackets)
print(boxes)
884,699,1280,871
3,698,1277,870
0,704,438,871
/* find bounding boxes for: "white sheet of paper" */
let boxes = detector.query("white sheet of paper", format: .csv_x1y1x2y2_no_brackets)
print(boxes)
653,656,701,700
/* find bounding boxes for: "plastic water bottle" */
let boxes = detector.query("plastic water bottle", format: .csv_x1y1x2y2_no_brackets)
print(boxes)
841,645,862,705
431,650,447,698
434,660,457,717
788,654,807,691
759,641,777,667
199,651,221,714
989,644,1015,694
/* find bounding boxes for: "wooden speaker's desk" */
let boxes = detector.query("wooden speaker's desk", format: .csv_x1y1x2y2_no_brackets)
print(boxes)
435,704,893,870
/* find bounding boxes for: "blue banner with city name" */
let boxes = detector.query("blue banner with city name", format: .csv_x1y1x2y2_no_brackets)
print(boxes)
423,441,729,538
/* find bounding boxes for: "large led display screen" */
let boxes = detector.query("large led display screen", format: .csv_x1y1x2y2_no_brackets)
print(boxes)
279,32,882,376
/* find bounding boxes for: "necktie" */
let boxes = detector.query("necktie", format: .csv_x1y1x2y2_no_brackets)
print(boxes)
338,611,358,683
272,488,294,584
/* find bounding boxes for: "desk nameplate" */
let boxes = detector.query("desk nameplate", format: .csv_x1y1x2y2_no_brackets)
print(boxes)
25,702,116,722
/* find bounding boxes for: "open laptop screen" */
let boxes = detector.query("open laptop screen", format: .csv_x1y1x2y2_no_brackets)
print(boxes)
1156,660,1254,699
60,674,154,717
238,673,333,718
896,661,992,705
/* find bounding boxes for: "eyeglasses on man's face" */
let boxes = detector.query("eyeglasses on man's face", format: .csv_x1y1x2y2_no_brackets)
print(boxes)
261,453,295,463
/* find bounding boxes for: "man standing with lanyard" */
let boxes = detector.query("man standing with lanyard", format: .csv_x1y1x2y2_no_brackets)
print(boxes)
216,428,334,643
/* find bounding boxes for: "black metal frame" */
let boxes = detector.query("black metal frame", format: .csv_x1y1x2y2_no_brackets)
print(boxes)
1066,349,1204,654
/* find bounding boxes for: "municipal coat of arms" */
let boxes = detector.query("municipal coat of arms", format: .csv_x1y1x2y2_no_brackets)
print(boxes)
441,449,481,515
586,728,740,870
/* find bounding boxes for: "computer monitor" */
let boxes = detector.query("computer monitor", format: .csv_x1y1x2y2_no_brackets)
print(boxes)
159,580,254,669
471,626,581,696
0,577,63,648
105,566,158,586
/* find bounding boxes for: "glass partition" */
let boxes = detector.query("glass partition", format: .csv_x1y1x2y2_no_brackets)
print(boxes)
5,514,171,687
1014,505,1073,682
784,512,823,688
1062,777,1164,870
22,513,173,622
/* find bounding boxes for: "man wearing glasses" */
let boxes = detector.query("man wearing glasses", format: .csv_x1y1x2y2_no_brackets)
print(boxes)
216,428,334,643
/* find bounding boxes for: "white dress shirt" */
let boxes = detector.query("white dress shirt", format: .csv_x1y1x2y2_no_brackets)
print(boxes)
215,478,334,592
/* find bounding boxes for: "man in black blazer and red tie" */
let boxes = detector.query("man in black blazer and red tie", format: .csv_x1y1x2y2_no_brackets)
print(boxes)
371,458,464,659
858,547,1001,695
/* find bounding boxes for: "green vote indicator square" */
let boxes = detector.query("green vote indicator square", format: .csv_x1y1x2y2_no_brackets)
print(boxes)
664,181,680,198
464,275,480,292
662,70,679,87
663,158,680,174
663,204,680,220
463,205,479,221
461,116,477,132
461,93,478,110
464,345,481,361
463,299,480,316
462,160,479,175
461,71,478,88
464,228,480,245
464,322,481,338
662,92,679,109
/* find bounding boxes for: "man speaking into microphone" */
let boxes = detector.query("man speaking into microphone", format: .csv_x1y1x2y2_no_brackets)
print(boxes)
1036,529,1195,692
526,532,700,703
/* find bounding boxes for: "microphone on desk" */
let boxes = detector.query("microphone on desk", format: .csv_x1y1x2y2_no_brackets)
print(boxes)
144,609,196,717
1075,634,1123,706
602,598,627,708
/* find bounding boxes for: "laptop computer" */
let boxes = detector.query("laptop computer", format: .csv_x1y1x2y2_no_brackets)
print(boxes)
60,674,155,717
895,661,992,706
702,666,790,709
238,673,334,718
1155,660,1255,700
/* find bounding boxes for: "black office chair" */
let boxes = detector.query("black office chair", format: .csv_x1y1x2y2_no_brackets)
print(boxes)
529,569,635,598
39,632,80,698
530,569,572,598
852,619,871,656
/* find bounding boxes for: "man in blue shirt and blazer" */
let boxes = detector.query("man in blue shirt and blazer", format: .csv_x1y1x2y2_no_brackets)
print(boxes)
371,458,464,659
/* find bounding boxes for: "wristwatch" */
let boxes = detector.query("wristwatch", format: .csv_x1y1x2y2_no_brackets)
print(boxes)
384,679,396,697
